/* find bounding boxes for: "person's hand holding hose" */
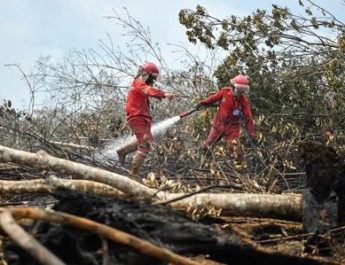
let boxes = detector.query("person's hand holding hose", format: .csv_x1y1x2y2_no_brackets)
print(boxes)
195,102,206,110
164,92,175,101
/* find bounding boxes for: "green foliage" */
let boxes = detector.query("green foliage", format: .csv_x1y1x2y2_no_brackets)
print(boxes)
169,1,345,190
179,1,345,138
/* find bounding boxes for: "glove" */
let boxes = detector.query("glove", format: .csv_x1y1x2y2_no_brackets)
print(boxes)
164,92,175,101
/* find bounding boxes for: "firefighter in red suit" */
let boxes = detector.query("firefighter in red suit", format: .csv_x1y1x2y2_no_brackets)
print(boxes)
116,62,174,177
196,74,256,160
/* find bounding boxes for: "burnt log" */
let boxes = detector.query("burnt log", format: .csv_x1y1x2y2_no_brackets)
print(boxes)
299,142,345,227
4,190,325,265
299,141,345,255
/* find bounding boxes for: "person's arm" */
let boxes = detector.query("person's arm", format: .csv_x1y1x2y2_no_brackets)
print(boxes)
197,89,223,107
241,96,256,138
135,79,174,100
143,86,166,99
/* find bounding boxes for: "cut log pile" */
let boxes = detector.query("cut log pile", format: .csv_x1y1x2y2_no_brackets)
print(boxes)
0,143,343,265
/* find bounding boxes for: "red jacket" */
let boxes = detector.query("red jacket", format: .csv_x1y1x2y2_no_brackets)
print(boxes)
126,78,166,121
199,87,255,137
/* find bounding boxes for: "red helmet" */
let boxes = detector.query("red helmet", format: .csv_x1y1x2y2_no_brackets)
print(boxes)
231,74,250,94
141,62,159,80
231,74,249,86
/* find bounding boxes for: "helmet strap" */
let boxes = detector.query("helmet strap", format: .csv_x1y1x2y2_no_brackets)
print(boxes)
142,73,154,85
233,87,239,96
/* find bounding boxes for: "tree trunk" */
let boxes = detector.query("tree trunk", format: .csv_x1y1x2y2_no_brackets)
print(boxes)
0,176,123,198
167,193,302,220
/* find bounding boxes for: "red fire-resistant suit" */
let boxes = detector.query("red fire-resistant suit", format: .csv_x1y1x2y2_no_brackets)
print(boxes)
198,87,255,154
126,78,166,155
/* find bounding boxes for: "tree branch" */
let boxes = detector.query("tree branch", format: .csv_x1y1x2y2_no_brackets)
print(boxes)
0,210,66,265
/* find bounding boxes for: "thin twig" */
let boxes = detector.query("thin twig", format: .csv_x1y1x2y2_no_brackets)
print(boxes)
259,225,345,244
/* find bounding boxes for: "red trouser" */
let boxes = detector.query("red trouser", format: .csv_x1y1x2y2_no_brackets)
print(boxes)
202,125,240,154
128,117,153,156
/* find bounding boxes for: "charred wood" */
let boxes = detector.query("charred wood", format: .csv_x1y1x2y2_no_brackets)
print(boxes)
299,142,345,255
3,191,326,265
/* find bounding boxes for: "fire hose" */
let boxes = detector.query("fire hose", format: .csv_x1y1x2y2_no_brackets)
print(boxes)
179,104,219,118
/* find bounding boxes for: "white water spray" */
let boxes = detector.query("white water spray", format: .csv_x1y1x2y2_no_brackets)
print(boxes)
99,115,181,161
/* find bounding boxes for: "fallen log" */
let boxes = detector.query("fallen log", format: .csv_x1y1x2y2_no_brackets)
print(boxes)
0,144,301,220
0,176,123,198
168,192,301,220
0,179,302,220
0,145,155,198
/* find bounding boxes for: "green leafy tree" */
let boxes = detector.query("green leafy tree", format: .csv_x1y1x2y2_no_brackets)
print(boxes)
179,0,345,133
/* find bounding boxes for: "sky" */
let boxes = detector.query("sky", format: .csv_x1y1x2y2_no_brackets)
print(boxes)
1,0,344,110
